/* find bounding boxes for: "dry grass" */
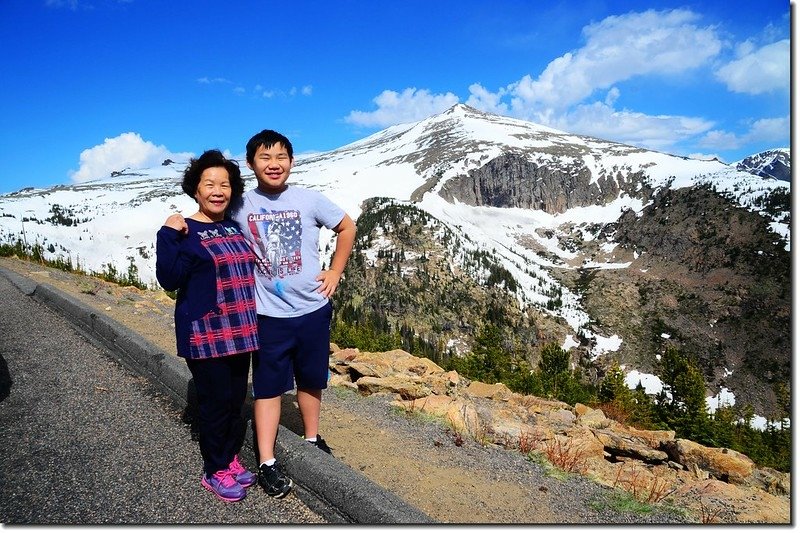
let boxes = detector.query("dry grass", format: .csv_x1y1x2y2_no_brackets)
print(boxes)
538,437,589,475
517,431,539,454
699,499,723,524
612,464,676,504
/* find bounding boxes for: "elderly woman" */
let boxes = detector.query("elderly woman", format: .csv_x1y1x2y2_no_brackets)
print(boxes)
155,149,258,502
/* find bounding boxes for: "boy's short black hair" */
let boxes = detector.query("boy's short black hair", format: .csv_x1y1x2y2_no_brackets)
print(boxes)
181,149,244,201
246,129,294,163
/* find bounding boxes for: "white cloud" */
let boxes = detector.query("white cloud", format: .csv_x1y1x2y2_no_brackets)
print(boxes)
698,115,789,151
715,39,790,94
431,9,724,153
255,85,312,99
747,116,790,141
698,130,742,151
466,83,508,115
68,132,192,184
344,88,459,128
549,101,714,152
344,8,785,158
197,77,233,85
686,152,723,161
604,87,620,107
503,9,722,116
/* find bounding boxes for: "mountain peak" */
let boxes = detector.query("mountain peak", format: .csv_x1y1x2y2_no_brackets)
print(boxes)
735,148,791,182
443,102,484,116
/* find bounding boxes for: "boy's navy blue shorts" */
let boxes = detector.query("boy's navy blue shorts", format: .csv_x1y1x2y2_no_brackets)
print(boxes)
252,302,332,399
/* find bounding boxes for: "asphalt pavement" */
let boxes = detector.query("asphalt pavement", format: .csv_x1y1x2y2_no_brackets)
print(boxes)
0,267,432,525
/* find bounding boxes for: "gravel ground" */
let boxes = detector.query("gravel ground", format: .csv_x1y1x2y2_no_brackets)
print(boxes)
0,273,326,525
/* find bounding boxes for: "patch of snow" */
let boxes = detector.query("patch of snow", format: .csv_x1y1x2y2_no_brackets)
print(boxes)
750,416,791,431
705,387,736,413
624,370,664,395
589,333,622,359
582,259,631,269
562,335,580,351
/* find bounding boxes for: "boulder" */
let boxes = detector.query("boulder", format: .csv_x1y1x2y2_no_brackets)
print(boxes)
664,438,755,484
625,427,675,449
591,428,669,464
672,479,790,524
465,381,513,401
745,467,790,496
348,360,394,379
544,408,577,428
325,343,790,522
392,394,480,436
355,375,431,400
573,403,609,429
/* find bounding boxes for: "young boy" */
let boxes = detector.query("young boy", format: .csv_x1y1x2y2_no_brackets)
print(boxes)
229,129,356,498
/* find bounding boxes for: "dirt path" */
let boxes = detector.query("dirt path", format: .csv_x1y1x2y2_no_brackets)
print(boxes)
0,257,686,524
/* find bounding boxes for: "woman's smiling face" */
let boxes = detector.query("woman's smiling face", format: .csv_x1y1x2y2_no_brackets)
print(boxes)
194,166,231,221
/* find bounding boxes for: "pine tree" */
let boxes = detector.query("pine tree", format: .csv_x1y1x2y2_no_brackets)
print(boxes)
628,382,660,429
598,361,630,404
655,346,711,443
598,360,636,422
537,342,571,400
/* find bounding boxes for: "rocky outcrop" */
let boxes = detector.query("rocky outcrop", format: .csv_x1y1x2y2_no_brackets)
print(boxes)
438,153,650,214
329,345,790,524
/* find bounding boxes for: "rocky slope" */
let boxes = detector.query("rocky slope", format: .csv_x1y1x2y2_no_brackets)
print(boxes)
439,152,652,212
333,197,574,365
336,177,790,416
328,345,790,524
549,183,791,415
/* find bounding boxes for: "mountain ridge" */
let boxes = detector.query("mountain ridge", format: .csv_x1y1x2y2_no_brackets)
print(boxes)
0,104,790,420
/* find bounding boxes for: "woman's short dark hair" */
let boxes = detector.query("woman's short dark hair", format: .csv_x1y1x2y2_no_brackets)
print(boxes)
246,129,294,164
181,149,244,201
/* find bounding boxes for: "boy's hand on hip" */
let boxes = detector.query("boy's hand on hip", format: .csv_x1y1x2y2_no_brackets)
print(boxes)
315,270,342,298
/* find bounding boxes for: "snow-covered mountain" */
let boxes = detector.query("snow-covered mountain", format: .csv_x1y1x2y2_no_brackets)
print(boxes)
5,104,786,325
0,104,790,423
735,148,791,182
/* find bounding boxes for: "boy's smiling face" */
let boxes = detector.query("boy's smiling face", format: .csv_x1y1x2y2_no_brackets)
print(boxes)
248,142,293,194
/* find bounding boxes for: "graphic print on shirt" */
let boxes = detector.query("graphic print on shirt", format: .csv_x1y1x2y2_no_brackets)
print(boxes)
246,209,302,280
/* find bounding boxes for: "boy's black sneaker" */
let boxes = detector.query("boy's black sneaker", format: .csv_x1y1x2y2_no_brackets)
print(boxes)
258,462,293,499
308,434,333,455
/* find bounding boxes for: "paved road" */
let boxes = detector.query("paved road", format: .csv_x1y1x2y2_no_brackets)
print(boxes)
0,273,327,525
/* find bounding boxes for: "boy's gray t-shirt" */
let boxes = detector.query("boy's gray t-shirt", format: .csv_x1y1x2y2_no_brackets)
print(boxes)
230,186,345,318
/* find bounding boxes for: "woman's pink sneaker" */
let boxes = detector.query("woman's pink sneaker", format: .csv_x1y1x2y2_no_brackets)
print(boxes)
201,469,246,502
228,454,257,488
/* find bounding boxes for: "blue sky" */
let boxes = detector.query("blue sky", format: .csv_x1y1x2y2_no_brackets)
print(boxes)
0,0,791,194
